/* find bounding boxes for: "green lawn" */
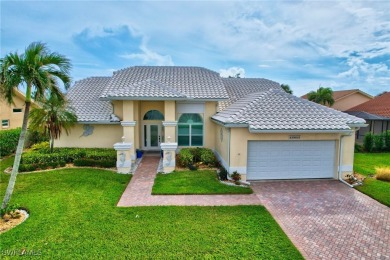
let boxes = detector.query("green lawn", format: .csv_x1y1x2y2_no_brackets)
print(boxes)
152,170,253,195
0,168,301,259
356,178,390,207
354,152,390,207
354,152,390,176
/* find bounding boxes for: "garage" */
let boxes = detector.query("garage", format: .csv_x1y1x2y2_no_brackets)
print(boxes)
247,140,336,180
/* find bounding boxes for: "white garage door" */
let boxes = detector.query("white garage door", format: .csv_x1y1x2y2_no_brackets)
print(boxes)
247,140,336,180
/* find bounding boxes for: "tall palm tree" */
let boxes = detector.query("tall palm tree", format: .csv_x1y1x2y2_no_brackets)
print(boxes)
307,87,335,106
0,42,71,209
29,94,77,153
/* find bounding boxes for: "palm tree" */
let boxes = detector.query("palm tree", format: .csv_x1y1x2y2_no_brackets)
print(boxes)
29,94,77,153
281,84,293,94
0,42,71,209
307,87,335,106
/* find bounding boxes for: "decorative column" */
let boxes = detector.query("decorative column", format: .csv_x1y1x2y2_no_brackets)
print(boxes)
113,139,132,174
121,121,136,161
160,141,178,173
160,101,177,173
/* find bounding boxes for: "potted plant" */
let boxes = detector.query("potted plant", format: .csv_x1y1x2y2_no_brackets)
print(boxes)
136,149,143,158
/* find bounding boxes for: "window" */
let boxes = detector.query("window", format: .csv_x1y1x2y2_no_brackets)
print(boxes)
2,120,10,128
13,108,22,113
143,110,164,120
178,113,203,146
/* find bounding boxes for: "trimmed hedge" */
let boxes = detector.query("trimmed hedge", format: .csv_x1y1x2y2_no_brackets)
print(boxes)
19,147,116,171
0,128,21,157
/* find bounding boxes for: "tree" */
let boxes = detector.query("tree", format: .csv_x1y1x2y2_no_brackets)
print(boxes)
281,84,293,94
307,87,335,106
29,94,77,153
0,42,71,209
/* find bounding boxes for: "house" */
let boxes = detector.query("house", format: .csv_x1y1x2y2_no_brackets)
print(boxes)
57,66,366,181
301,89,373,111
0,89,36,130
346,92,390,142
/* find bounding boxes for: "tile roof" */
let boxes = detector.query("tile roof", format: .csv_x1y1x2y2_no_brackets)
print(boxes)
301,89,373,101
106,79,187,99
218,78,281,111
212,89,366,131
101,66,228,100
347,92,390,117
345,111,389,120
67,77,119,123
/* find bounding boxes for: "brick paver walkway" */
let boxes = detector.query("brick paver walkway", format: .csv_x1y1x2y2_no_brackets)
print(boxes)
117,156,260,206
252,180,390,260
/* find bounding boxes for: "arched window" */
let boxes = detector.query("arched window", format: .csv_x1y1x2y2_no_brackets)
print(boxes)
143,110,164,120
178,113,203,146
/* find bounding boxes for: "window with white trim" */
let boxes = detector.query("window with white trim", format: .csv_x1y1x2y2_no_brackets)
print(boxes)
178,113,203,146
2,119,10,128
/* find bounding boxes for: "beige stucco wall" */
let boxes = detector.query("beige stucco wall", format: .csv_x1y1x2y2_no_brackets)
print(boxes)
214,126,230,169
341,132,355,178
332,93,372,111
203,102,218,149
228,128,349,181
55,124,122,148
0,93,26,130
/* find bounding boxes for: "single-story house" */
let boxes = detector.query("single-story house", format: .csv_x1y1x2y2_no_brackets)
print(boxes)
346,92,390,142
301,89,373,111
57,66,366,181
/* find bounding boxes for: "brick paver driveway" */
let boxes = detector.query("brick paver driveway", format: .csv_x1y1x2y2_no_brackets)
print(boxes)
252,180,390,260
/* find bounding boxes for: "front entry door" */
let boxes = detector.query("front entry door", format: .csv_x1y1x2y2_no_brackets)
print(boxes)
143,124,161,150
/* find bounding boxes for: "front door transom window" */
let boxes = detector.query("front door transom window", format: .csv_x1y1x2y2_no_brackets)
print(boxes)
178,113,203,146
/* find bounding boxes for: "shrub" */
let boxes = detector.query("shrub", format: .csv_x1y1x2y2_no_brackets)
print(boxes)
218,166,228,181
178,148,194,166
74,159,115,168
384,130,390,151
376,167,390,182
1,203,20,218
30,141,50,151
0,128,21,157
373,134,384,151
200,148,217,166
191,148,202,163
25,129,49,148
231,171,241,182
354,143,363,153
363,132,374,152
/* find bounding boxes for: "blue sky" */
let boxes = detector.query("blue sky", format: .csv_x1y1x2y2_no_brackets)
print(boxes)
1,1,390,96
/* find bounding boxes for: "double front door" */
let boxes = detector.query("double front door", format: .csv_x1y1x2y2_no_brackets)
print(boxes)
143,124,162,150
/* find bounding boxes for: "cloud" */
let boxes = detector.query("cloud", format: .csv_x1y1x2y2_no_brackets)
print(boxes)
219,67,246,78
121,43,174,66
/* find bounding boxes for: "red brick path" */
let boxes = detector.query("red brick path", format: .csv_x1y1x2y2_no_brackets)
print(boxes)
117,156,260,206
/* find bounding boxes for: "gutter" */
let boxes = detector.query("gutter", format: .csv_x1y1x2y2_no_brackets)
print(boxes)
249,129,354,134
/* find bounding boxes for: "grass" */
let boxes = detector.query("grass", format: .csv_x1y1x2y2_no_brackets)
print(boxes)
0,156,14,173
152,170,253,195
354,152,390,207
356,178,390,207
354,152,390,176
0,168,302,259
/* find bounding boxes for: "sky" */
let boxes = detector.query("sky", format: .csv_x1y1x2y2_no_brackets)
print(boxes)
1,0,390,97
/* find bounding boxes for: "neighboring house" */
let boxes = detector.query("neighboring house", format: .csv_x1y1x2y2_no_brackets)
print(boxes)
57,66,366,181
346,92,390,142
0,90,34,130
301,89,373,111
